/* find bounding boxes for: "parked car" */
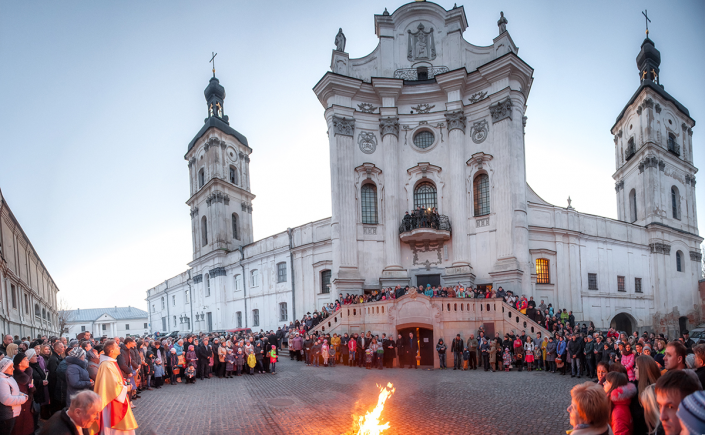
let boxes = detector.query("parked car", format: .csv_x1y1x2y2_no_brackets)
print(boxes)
690,327,705,344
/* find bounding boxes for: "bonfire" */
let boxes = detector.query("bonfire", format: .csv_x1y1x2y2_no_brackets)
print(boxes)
353,382,395,435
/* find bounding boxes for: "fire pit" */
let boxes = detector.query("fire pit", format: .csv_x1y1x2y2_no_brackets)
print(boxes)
351,382,395,435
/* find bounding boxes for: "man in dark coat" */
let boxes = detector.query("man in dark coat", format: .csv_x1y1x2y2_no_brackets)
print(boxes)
382,334,395,369
48,341,66,414
403,332,418,369
568,334,583,378
196,337,211,380
38,390,102,435
451,334,464,370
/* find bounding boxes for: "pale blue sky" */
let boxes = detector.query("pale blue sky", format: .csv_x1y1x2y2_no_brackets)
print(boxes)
0,1,703,310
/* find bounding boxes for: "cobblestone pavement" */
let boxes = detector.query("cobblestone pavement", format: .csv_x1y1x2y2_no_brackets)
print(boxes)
133,359,583,435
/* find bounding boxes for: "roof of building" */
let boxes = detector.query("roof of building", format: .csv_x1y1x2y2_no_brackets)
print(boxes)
64,306,148,323
186,115,249,155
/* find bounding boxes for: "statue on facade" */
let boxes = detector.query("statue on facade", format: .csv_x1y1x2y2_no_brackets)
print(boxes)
498,11,508,35
334,28,346,52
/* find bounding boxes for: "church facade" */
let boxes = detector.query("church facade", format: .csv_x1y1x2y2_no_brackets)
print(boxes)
146,2,701,338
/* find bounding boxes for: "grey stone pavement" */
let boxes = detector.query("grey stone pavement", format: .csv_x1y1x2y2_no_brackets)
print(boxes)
133,359,583,435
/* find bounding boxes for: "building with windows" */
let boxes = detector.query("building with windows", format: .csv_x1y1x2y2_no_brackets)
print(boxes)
0,189,60,338
146,2,701,337
62,306,149,338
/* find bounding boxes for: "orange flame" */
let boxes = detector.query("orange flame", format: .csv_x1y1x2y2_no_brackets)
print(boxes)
356,382,395,435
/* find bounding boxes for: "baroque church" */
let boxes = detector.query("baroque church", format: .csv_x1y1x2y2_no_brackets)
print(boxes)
146,2,700,339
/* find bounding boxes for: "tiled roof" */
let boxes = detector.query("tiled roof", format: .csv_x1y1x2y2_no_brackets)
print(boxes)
63,306,148,323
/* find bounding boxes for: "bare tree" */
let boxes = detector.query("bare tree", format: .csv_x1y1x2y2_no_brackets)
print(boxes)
57,298,74,338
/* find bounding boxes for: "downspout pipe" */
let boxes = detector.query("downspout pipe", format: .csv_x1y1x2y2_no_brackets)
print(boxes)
238,246,248,328
286,228,296,323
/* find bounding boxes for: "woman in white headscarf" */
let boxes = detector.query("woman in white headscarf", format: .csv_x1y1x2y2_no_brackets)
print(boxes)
0,357,28,435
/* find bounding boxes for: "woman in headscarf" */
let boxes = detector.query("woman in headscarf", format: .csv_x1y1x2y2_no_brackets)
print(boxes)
65,347,92,408
25,350,44,431
0,357,28,435
10,353,34,435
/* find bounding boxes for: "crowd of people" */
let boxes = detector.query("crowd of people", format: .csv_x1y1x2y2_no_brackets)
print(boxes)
400,206,443,231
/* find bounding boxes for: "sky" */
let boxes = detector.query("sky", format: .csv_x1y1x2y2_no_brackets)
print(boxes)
0,1,703,311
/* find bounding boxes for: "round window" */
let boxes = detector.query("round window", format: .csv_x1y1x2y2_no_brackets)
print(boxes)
413,130,435,149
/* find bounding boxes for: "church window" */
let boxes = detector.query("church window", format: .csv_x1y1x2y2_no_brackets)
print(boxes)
280,302,288,322
229,166,238,185
414,182,437,210
321,270,331,294
24,294,28,314
232,213,239,240
635,278,642,293
251,269,260,287
617,276,625,292
205,274,210,296
34,304,40,318
201,216,208,246
416,67,428,80
668,133,679,156
536,259,550,284
252,309,259,327
588,273,598,290
234,274,242,291
413,131,434,149
198,168,205,189
671,186,680,220
125,324,130,331
236,312,242,328
629,189,637,223
626,138,636,160
361,184,378,224
10,285,15,309
676,251,683,272
43,308,46,320
277,262,287,283
473,174,490,216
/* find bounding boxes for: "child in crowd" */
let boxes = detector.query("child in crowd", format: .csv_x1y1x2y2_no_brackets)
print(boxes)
225,348,235,378
269,345,277,374
503,348,512,372
462,347,470,370
247,352,256,375
185,363,196,384
154,357,164,388
322,341,330,367
328,344,336,368
235,349,245,376
365,348,373,369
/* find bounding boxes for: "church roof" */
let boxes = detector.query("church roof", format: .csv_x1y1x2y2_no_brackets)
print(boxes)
187,116,249,155
612,80,694,131
64,306,148,323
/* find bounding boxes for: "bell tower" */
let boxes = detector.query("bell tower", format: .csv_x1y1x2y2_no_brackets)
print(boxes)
612,34,697,234
184,72,255,260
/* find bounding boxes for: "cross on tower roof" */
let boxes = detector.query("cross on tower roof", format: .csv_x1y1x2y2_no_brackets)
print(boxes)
642,10,651,36
209,52,217,78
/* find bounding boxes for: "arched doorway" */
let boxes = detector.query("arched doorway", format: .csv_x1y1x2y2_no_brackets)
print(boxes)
610,313,637,335
398,326,434,367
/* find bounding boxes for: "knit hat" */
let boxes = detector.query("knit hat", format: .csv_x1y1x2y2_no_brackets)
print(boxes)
677,391,705,435
12,353,26,367
0,357,13,373
24,349,36,360
69,347,85,359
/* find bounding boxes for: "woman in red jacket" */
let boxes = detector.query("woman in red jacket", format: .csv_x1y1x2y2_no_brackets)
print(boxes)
603,371,636,435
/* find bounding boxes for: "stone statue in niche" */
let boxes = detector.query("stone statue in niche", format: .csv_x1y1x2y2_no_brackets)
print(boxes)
334,28,346,52
407,23,436,61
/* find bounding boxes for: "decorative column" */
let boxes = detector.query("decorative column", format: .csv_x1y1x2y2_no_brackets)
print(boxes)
331,114,363,290
379,117,407,284
445,110,470,267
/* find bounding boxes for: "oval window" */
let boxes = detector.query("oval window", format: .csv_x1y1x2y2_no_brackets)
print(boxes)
413,131,434,149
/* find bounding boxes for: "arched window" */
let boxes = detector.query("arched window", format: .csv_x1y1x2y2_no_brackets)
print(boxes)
229,166,238,185
536,258,550,284
232,213,239,240
414,182,437,210
629,189,637,223
671,186,680,220
34,304,40,318
47,312,51,323
473,173,490,216
205,273,210,296
201,216,208,246
361,184,378,224
198,168,205,188
42,308,46,320
676,251,683,272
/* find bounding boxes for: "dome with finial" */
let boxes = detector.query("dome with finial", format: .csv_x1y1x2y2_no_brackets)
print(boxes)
204,76,226,101
636,37,661,76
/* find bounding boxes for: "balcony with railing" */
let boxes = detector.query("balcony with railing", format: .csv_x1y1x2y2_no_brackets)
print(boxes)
398,212,451,244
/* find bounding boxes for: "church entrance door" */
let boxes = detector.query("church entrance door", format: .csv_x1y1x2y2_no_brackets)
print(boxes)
417,274,440,289
398,326,434,367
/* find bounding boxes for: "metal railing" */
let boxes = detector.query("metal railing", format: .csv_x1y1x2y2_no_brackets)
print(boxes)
393,66,449,81
399,212,451,234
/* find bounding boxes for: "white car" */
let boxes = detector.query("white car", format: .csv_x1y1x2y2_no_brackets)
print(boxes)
690,327,705,344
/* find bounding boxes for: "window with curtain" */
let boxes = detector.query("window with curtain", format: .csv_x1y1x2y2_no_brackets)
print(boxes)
361,184,378,224
414,182,437,210
473,174,490,216
536,259,550,284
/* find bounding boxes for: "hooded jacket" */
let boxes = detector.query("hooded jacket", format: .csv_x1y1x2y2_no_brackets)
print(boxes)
65,356,92,407
609,382,636,435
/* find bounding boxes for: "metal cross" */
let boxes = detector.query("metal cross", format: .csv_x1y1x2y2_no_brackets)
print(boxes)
209,52,217,77
642,10,651,36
